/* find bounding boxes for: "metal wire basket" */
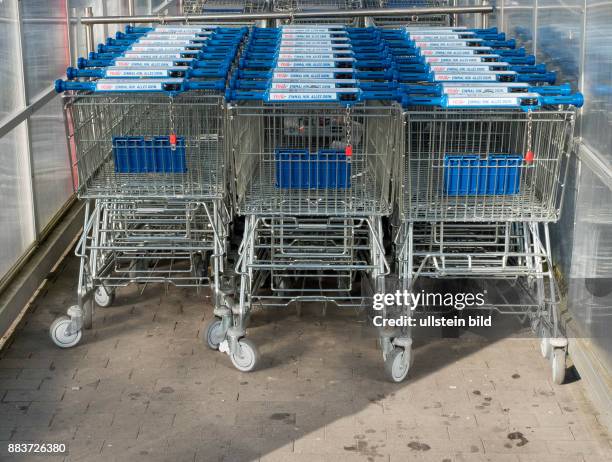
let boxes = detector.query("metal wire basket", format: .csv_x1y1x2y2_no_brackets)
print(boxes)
398,109,576,223
81,198,229,288
228,102,402,216
64,93,227,200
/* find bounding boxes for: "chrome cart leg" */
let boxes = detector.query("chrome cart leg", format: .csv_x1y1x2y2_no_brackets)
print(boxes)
219,215,260,372
543,223,567,384
50,200,98,348
381,220,412,383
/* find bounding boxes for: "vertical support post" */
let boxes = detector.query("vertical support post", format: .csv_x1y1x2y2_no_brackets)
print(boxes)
15,0,38,241
65,2,75,67
533,0,539,57
475,0,484,29
482,0,489,29
84,7,94,55
128,0,135,26
451,0,458,27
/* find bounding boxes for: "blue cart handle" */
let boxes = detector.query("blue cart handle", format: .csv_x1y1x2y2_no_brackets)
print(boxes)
401,95,443,107
400,84,441,96
225,90,264,101
531,83,571,95
497,48,526,57
540,93,584,107
360,90,398,101
185,80,226,91
66,67,100,79
397,72,435,83
516,72,556,84
504,55,536,65
510,64,546,74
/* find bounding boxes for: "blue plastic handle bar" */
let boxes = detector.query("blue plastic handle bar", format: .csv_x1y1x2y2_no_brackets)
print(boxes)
55,78,227,94
231,77,397,92
225,88,398,103
234,69,396,80
496,48,526,57
399,82,573,97
399,84,441,96
516,72,556,84
401,93,583,109
504,55,536,65
510,64,546,74
66,66,231,80
540,93,584,107
95,50,236,63
397,71,555,84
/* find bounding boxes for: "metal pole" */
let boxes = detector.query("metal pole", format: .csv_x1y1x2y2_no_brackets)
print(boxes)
128,0,135,27
475,2,483,29
451,0,458,27
84,7,94,55
79,6,494,25
482,0,489,29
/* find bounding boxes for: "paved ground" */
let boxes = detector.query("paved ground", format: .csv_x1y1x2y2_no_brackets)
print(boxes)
0,255,611,462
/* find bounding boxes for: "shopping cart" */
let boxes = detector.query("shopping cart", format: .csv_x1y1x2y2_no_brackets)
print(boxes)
200,24,402,372
364,0,451,28
49,26,245,348
381,25,581,383
213,100,401,371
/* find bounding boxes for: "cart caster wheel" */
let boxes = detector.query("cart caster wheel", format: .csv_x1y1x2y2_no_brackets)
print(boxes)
82,300,93,330
230,338,259,372
49,316,82,348
551,348,566,385
94,286,115,308
385,347,411,383
203,318,224,350
539,325,552,359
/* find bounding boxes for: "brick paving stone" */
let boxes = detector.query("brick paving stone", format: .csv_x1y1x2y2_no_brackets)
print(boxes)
0,254,608,461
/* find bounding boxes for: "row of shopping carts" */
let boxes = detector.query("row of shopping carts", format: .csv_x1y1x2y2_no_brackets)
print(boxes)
50,26,247,348
51,21,581,383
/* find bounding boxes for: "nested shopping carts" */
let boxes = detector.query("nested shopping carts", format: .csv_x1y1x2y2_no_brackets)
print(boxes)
381,25,582,383
49,25,247,347
206,24,402,372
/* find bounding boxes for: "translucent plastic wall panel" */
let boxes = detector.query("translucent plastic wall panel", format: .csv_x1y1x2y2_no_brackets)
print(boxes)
0,124,36,280
581,0,612,169
30,97,73,233
535,0,583,88
21,0,69,100
0,0,24,119
568,167,612,366
499,7,534,52
454,0,498,29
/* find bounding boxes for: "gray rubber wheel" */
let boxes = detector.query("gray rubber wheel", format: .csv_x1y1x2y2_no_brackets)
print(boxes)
539,324,552,359
551,348,566,385
204,319,224,350
94,286,115,308
230,338,259,372
82,300,93,330
384,347,410,383
49,316,82,348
